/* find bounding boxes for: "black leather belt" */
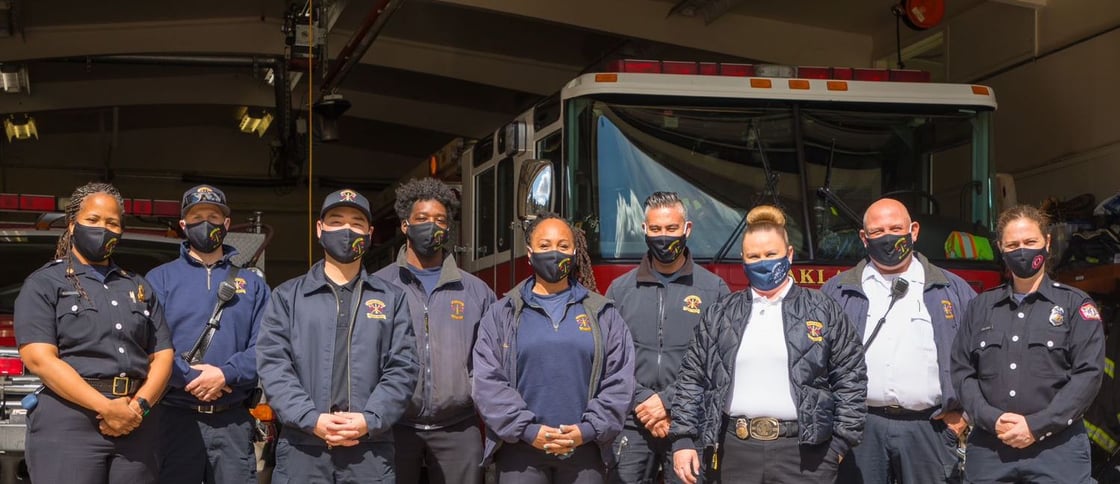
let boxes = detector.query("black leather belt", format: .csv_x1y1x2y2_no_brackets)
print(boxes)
725,416,799,441
164,402,242,414
869,406,937,419
85,377,143,397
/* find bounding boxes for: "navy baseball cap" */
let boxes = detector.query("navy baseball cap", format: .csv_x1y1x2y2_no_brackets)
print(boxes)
181,184,231,217
321,188,372,223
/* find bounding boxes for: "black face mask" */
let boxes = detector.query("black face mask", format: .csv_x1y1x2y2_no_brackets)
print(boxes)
319,227,368,263
1002,247,1048,279
185,220,227,253
866,233,914,267
646,234,687,264
72,223,121,262
529,250,573,284
406,222,448,258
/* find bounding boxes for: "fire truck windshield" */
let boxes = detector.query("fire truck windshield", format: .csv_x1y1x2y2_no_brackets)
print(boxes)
565,97,994,265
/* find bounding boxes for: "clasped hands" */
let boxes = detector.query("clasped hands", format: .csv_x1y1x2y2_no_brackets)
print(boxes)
315,412,369,448
995,412,1036,449
532,425,585,457
97,396,144,437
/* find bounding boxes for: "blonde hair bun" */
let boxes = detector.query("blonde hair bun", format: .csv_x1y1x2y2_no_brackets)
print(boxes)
746,205,786,228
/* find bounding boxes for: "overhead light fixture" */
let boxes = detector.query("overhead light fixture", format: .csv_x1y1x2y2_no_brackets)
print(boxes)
0,64,28,94
312,93,351,143
237,107,273,137
4,114,37,141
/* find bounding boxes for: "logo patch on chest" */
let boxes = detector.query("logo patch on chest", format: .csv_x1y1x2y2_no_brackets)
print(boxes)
365,299,387,319
576,314,592,332
941,300,955,320
234,277,247,294
682,295,702,314
450,300,465,320
806,320,824,342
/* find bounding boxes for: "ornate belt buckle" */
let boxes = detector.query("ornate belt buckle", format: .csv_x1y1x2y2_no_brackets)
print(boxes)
734,418,750,440
749,417,780,441
111,377,130,396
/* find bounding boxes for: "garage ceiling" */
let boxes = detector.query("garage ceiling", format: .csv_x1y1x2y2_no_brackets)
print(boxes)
0,0,987,189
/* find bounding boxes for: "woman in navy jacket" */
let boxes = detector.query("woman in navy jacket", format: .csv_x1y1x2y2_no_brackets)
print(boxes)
473,213,635,484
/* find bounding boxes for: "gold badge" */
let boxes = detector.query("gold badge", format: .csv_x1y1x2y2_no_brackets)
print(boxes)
137,284,145,303
735,418,750,440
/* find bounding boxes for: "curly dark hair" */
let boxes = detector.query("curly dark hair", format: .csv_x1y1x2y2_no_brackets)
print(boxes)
524,211,597,292
393,177,459,221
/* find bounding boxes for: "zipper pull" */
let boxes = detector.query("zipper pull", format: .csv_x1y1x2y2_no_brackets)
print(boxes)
712,443,719,470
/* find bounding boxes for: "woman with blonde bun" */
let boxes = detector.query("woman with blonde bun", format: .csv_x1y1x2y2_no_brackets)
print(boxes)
668,205,867,484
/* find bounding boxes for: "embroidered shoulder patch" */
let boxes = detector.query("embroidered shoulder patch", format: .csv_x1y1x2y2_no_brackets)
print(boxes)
1080,303,1101,321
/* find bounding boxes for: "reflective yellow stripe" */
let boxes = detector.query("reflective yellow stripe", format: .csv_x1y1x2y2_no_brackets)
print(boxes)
1106,357,1115,379
1086,419,1119,453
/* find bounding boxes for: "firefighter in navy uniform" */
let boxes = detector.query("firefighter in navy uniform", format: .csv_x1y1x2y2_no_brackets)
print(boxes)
147,185,270,484
14,182,174,484
605,192,729,484
951,205,1105,484
257,189,418,483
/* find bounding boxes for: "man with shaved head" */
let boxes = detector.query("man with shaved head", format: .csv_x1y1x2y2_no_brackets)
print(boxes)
823,198,977,484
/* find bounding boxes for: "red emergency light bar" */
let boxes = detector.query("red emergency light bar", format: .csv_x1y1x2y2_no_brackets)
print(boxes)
0,193,180,217
605,59,931,82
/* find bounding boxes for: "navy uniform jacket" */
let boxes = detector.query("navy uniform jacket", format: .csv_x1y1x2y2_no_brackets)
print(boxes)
147,243,270,408
604,251,729,411
256,260,418,447
951,276,1105,440
822,253,976,417
373,247,495,429
15,257,172,380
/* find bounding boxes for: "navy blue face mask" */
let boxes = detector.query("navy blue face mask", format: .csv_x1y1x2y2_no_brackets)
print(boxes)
319,226,368,263
743,256,791,291
185,220,227,253
72,222,121,263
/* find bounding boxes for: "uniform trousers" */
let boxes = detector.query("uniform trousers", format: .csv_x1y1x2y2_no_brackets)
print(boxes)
838,407,963,484
271,438,395,484
964,422,1091,484
156,403,258,484
496,442,605,484
716,426,838,484
611,416,681,484
393,418,483,484
26,389,161,484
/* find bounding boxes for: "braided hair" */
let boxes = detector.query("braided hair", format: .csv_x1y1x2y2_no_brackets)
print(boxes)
54,182,125,302
524,212,598,292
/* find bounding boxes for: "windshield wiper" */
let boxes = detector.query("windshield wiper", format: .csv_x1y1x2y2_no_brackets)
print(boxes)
714,122,780,264
815,139,862,226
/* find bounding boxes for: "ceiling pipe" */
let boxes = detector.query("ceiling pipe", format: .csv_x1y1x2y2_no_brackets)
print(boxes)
59,54,279,68
317,0,406,96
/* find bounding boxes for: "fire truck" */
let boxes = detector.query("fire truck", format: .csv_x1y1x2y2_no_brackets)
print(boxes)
377,59,1003,295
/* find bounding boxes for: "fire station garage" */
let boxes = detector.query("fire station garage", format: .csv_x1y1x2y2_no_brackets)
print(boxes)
2,0,1120,483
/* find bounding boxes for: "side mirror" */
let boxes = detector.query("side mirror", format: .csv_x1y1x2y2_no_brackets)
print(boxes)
516,160,553,222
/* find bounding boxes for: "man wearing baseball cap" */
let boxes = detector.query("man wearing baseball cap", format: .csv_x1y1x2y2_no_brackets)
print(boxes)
147,184,271,483
257,188,418,482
